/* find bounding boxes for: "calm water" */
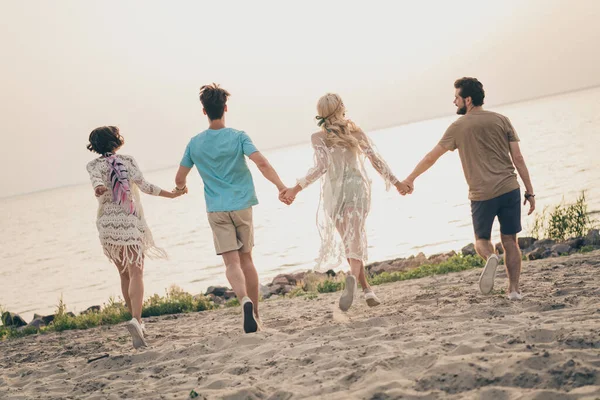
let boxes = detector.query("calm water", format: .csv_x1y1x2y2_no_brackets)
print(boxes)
1,88,599,321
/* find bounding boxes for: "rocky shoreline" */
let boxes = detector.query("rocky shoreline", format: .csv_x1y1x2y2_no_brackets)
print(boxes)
3,228,599,332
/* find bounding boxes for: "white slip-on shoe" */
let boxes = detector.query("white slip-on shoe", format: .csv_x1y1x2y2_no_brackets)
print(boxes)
364,291,381,307
126,318,148,349
479,254,499,295
508,291,523,301
339,275,357,312
242,297,258,334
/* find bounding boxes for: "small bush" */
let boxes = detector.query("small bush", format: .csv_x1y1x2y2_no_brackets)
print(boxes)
225,298,240,308
317,279,343,293
580,245,595,253
531,192,594,241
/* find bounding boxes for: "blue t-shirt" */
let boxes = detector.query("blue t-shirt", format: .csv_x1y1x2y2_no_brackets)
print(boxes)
181,128,259,212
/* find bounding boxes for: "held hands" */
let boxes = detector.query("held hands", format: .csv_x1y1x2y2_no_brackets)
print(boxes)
171,185,189,198
279,186,299,205
395,179,414,196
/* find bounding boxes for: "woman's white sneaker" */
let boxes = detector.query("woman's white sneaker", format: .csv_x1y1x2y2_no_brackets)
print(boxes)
339,275,357,312
126,318,147,349
364,291,381,307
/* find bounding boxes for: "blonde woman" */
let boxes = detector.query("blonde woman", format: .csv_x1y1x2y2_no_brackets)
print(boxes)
281,94,410,311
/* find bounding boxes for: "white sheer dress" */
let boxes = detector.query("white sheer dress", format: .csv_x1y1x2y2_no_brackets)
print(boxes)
297,130,399,271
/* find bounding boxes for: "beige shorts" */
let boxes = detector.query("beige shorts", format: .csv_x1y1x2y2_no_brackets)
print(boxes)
207,207,254,255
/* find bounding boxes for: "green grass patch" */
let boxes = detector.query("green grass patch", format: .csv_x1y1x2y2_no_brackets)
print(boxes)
1,286,216,341
225,298,240,308
369,254,484,286
580,245,595,253
317,279,343,293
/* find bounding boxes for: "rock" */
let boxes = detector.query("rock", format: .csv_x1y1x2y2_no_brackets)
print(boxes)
272,275,294,286
81,305,101,315
427,251,456,265
565,237,584,249
41,315,55,325
527,247,551,260
66,312,76,318
281,285,295,295
533,239,556,249
495,242,504,255
259,284,271,299
369,252,428,275
1,312,27,327
518,237,537,250
223,290,236,300
325,269,336,277
27,318,45,330
370,263,394,274
551,243,572,255
461,243,476,256
584,229,600,246
205,286,229,297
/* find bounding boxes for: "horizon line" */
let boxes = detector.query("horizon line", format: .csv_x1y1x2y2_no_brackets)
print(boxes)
2,83,599,200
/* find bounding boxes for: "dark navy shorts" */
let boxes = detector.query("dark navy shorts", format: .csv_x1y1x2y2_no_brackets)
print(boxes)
470,188,522,240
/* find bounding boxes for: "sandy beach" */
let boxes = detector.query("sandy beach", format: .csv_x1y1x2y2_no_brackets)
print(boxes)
1,251,599,400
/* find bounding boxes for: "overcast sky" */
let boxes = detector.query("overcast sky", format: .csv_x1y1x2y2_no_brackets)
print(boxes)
1,0,599,197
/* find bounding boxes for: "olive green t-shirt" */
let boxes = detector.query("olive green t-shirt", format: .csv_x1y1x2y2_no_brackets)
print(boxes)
439,109,520,201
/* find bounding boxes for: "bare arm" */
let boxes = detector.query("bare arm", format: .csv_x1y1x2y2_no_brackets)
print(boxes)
248,152,286,192
404,144,448,187
175,165,192,190
509,141,535,215
127,156,183,199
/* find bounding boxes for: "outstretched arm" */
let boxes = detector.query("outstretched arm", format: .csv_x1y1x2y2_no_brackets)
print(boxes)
357,130,410,195
403,144,448,190
128,157,183,199
282,135,330,201
509,141,535,215
175,165,192,192
248,152,286,192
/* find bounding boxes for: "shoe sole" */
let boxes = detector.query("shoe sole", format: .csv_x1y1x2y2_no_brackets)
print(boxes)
366,296,381,307
479,256,499,295
339,276,356,312
243,302,258,333
126,321,148,349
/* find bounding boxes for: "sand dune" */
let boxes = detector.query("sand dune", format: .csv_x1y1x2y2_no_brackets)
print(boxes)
1,251,600,399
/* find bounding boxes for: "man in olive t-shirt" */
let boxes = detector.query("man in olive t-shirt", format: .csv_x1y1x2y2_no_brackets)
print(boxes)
399,77,535,300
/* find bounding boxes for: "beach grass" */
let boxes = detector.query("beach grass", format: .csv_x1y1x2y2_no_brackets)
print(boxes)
0,254,493,340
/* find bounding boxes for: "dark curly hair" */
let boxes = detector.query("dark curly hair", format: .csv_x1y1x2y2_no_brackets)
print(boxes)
199,83,230,120
86,126,124,155
454,77,485,106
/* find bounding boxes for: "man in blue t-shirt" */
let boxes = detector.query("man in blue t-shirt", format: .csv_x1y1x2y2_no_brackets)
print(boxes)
174,83,287,333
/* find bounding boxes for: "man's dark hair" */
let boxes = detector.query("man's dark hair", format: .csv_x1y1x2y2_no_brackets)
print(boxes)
199,83,231,120
454,77,485,106
87,126,124,155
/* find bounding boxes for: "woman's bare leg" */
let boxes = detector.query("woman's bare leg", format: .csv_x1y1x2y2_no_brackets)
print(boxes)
114,260,132,315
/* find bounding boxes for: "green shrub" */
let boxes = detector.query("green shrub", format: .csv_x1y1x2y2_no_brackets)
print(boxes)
531,192,594,241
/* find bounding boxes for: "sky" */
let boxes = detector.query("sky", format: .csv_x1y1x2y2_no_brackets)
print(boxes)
1,0,599,198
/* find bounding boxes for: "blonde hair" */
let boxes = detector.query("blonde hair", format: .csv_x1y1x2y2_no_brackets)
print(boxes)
316,93,361,151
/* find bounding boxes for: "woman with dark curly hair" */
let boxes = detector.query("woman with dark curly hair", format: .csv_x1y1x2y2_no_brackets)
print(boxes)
86,126,186,348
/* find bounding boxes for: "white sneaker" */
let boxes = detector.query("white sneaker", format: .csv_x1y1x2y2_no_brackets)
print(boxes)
339,275,357,312
140,322,146,334
364,291,381,307
508,291,523,301
241,297,258,334
126,318,148,349
479,254,499,295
